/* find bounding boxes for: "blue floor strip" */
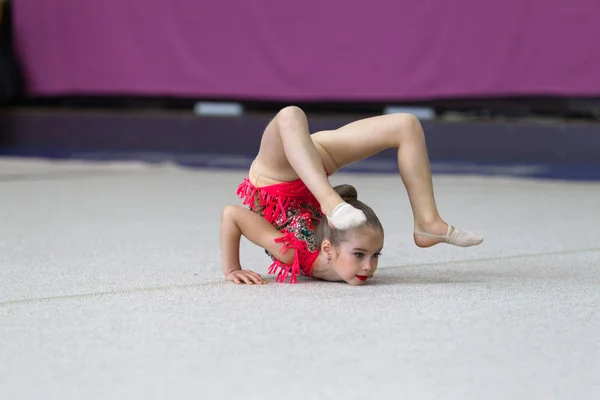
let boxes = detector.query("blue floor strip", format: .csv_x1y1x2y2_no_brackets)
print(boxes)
2,149,600,182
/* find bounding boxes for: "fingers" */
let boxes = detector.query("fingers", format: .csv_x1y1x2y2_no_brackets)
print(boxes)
228,270,267,285
244,273,266,285
249,271,266,284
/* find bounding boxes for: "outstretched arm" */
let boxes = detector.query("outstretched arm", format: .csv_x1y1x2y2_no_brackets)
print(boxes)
220,205,294,284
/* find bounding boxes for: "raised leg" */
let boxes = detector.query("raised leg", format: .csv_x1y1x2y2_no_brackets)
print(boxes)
251,106,366,229
312,113,483,247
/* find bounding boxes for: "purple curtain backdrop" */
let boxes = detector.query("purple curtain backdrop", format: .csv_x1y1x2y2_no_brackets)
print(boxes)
12,0,600,100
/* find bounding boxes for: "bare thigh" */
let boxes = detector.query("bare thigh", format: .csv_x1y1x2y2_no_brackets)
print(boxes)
249,114,338,187
311,113,414,173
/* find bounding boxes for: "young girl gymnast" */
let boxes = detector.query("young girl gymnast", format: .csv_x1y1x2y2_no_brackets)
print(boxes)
220,106,483,285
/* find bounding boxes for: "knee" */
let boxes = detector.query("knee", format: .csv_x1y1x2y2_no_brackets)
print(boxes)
221,205,240,221
396,113,421,129
276,105,306,125
279,105,305,116
393,113,423,141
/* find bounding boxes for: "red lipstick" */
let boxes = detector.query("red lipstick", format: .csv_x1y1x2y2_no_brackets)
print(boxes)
355,275,368,281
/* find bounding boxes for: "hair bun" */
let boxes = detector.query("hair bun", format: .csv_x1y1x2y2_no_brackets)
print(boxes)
333,184,358,203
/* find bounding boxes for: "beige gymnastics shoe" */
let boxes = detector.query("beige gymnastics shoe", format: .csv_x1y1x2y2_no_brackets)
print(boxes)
414,224,483,247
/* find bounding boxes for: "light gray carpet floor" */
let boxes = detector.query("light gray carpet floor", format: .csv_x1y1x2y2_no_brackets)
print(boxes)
1,158,599,400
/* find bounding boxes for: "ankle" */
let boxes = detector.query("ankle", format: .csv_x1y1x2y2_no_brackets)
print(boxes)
414,217,446,234
413,220,450,248
322,193,345,217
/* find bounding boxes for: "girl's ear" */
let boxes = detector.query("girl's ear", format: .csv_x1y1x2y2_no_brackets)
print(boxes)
321,239,333,258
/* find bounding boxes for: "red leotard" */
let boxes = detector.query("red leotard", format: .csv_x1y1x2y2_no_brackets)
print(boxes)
236,176,325,283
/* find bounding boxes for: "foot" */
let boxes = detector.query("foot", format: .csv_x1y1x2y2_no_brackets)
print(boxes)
327,203,367,230
414,223,483,248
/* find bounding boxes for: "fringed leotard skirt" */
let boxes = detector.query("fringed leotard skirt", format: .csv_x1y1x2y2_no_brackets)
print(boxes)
236,176,325,283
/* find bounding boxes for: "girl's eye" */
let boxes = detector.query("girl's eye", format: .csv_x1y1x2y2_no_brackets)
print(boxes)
354,253,364,258
374,253,382,258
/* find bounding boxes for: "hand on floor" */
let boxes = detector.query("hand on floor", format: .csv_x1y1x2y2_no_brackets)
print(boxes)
226,269,268,284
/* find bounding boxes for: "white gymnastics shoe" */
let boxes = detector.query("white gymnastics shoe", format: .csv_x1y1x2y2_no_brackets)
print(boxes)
328,203,367,230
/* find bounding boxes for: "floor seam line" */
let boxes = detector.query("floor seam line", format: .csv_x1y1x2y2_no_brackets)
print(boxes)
1,246,598,307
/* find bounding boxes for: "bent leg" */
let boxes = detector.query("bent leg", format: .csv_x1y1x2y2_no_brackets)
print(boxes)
251,106,366,229
312,113,482,247
312,113,438,223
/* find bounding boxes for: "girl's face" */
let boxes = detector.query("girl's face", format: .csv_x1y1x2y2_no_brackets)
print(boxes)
329,226,384,285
